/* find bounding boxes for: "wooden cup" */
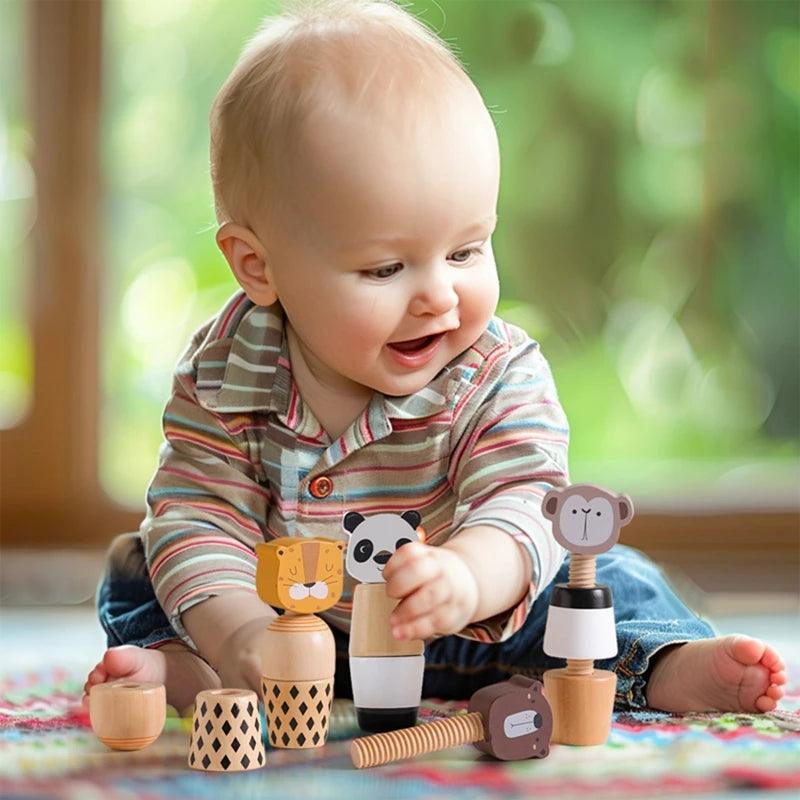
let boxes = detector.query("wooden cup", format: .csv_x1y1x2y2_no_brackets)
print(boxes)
89,680,166,751
189,689,265,772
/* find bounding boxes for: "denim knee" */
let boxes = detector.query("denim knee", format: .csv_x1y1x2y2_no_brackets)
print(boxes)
95,532,180,649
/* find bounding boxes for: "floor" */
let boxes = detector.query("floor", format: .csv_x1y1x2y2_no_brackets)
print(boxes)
2,604,799,800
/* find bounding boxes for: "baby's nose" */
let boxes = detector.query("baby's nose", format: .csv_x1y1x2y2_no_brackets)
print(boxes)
409,269,458,316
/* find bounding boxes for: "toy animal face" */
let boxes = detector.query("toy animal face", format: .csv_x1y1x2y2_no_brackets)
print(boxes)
342,510,422,584
542,484,633,555
255,537,344,613
469,675,552,761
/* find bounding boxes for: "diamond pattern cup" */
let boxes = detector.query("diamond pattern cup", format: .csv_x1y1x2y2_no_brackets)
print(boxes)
261,678,333,748
188,689,266,771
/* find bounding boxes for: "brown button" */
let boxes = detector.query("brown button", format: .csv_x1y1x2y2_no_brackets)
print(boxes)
309,476,333,498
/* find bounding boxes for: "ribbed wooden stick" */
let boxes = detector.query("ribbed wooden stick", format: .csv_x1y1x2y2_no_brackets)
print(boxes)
351,712,485,768
565,658,594,676
567,553,596,588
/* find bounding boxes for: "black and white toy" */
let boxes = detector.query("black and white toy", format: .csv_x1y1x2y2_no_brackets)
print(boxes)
344,510,426,732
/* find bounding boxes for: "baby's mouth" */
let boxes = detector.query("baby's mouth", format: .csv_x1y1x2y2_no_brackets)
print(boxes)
387,333,442,353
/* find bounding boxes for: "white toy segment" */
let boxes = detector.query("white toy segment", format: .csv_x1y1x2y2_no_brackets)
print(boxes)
350,655,426,709
543,605,618,660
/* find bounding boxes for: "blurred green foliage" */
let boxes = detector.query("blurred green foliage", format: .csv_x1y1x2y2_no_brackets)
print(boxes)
1,0,798,508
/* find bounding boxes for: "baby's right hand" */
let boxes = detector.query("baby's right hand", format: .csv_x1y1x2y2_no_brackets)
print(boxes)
216,617,273,694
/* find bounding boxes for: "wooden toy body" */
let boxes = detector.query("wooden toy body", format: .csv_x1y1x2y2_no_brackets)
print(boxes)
542,581,619,745
89,681,165,751
538,487,630,747
543,666,616,746
349,582,424,732
260,612,335,748
189,689,265,771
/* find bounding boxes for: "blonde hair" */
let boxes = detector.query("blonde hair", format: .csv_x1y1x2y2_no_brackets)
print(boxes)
209,0,472,233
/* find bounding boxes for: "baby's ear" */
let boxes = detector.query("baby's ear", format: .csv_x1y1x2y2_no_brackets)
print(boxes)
216,222,278,307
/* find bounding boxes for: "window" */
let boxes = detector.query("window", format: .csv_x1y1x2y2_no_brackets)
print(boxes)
2,0,797,555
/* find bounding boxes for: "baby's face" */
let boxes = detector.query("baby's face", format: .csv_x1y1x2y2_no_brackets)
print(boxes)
262,81,501,398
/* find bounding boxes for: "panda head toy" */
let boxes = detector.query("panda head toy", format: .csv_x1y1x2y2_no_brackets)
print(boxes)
343,510,423,583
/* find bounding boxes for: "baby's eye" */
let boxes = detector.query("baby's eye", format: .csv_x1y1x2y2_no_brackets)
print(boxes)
449,247,483,264
365,263,402,280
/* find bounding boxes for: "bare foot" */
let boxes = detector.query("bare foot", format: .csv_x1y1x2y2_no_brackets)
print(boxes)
82,641,221,715
645,635,787,713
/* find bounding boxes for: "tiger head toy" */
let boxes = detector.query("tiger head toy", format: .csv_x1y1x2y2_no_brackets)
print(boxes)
255,537,345,614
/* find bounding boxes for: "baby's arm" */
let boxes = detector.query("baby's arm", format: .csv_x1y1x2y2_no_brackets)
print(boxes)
387,332,569,642
139,322,276,690
181,590,276,692
384,525,531,640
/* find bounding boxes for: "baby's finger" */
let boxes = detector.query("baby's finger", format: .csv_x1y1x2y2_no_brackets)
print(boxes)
384,551,440,600
382,541,428,582
391,580,451,626
393,613,437,642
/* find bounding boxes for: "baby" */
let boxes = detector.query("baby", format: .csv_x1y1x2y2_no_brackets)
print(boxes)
83,0,785,717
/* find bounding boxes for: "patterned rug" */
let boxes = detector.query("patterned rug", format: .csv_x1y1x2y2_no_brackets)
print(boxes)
1,667,799,799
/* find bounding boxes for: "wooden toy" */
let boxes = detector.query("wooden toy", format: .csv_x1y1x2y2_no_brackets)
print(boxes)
541,484,634,745
351,675,552,768
189,689,265,771
89,680,165,751
255,536,344,748
344,510,426,733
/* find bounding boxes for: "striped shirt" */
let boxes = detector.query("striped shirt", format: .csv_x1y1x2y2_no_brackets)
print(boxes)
140,290,570,644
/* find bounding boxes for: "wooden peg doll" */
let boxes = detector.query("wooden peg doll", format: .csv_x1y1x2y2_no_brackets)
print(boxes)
344,510,426,733
541,483,634,745
255,536,344,749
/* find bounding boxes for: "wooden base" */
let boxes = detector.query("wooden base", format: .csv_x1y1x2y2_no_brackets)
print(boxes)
89,681,166,751
543,667,616,746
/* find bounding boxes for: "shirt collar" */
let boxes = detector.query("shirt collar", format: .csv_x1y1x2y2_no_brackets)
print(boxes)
192,292,458,422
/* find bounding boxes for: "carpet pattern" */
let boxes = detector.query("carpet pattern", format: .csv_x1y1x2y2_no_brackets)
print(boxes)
1,667,799,799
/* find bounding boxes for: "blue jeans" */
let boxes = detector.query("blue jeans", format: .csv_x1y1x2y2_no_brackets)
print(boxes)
96,533,715,710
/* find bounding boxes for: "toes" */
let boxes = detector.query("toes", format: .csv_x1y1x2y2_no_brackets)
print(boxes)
769,670,788,686
83,663,107,694
102,645,145,678
728,635,766,666
754,694,777,713
765,684,785,701
759,644,784,671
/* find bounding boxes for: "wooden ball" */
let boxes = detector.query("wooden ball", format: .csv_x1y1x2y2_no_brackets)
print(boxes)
89,681,166,751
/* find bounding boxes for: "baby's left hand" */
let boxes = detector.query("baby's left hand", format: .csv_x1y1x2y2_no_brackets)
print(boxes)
383,542,479,641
